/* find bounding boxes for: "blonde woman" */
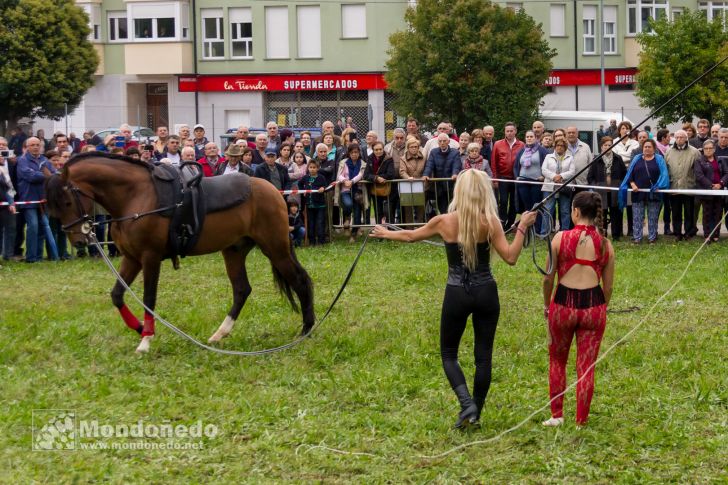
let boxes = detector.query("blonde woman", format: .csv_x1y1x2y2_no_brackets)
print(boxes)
372,169,536,428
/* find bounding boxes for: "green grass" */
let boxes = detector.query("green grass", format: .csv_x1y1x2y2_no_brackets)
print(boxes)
1,237,726,483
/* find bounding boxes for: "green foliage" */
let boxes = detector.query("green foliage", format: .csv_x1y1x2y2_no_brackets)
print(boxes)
0,0,99,131
636,10,728,125
385,0,555,135
1,238,727,481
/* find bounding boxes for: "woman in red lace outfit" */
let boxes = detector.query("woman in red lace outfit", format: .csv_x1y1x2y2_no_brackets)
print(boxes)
542,191,615,427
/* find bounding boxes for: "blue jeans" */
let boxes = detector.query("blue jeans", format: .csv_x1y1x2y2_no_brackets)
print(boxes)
290,226,305,246
517,183,544,235
542,191,572,233
632,200,661,242
340,191,363,235
23,207,58,262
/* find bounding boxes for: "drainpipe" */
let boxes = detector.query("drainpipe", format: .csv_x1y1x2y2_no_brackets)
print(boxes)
192,0,199,123
573,0,579,111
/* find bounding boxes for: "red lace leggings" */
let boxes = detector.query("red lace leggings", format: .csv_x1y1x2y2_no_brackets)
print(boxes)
548,294,607,425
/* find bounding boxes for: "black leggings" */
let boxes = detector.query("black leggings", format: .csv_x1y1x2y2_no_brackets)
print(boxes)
440,281,500,403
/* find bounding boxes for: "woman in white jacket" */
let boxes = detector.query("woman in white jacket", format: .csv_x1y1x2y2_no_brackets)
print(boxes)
541,139,575,233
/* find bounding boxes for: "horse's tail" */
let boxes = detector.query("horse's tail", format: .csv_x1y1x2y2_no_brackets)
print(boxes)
271,241,313,314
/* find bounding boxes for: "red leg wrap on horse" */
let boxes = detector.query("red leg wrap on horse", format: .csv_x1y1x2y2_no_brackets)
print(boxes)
142,312,155,337
119,305,142,333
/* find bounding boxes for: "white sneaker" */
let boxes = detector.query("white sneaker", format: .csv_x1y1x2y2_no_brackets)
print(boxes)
542,417,564,427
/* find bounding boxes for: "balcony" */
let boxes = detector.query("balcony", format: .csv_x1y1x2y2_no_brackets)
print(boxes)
124,42,193,74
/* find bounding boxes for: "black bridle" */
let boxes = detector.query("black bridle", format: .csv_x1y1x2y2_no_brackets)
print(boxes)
59,181,180,237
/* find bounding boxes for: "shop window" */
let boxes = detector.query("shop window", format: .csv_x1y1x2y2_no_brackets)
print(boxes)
627,0,668,35
341,4,366,39
230,8,253,59
108,11,128,42
583,5,596,54
202,9,224,59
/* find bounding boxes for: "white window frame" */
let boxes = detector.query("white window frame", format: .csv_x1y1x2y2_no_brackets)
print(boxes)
583,5,596,54
80,4,101,42
627,0,669,35
297,5,321,58
108,11,128,42
265,6,289,59
341,4,367,39
700,2,728,28
506,3,524,11
550,4,566,37
230,8,253,59
128,2,184,42
603,5,617,54
201,9,224,59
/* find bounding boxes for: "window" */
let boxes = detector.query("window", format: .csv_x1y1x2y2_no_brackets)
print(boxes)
603,5,617,53
672,6,684,18
506,3,523,11
265,6,289,58
230,8,253,59
81,5,101,42
129,3,182,41
550,4,566,36
628,0,668,34
583,5,596,54
108,11,128,42
341,4,366,38
700,2,728,28
201,9,224,59
297,6,321,58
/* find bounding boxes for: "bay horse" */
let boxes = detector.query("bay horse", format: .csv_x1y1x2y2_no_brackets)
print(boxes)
45,152,315,353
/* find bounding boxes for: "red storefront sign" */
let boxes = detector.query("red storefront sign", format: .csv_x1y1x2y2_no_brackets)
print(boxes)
178,68,638,92
545,68,638,86
178,73,388,92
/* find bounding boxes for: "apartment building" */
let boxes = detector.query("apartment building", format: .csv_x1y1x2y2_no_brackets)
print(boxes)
42,0,727,140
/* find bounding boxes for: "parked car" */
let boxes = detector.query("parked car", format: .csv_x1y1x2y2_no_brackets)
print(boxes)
540,110,631,152
95,126,157,143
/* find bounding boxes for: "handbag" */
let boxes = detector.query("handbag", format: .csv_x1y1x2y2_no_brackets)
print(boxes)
371,158,391,197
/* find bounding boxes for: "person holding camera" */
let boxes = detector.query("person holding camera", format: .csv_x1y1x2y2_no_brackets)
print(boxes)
0,141,17,261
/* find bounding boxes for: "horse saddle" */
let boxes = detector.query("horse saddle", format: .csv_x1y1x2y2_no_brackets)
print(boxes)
151,164,252,258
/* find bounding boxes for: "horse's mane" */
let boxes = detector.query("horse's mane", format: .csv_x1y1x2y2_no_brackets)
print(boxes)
66,151,153,170
45,173,68,216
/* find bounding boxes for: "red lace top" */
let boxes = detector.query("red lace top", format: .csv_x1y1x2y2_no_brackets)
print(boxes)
557,225,610,280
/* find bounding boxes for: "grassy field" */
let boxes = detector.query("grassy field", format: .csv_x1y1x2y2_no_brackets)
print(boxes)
1,236,726,483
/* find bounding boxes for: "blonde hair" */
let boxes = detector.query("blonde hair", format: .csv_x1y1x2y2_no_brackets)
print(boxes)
448,169,499,271
405,135,420,148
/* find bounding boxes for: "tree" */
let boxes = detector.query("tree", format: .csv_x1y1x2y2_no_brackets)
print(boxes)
636,10,728,126
385,0,555,136
0,0,99,136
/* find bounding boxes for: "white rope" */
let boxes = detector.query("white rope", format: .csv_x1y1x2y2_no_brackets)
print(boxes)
301,211,725,461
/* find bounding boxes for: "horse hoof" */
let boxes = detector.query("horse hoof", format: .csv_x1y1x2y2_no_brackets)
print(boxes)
209,316,235,343
135,336,153,353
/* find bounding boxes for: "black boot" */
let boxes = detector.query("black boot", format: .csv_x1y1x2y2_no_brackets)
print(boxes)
473,394,485,424
453,384,478,429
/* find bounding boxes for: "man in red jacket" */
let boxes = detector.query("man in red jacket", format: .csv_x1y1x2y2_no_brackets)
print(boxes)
491,122,525,230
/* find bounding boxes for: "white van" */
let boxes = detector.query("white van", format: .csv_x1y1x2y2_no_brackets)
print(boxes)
540,110,632,152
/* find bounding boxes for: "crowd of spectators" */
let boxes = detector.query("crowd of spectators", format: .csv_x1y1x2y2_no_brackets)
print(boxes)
1,116,727,262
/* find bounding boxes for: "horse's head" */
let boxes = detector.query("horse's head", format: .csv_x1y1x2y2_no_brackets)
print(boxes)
45,172,94,249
